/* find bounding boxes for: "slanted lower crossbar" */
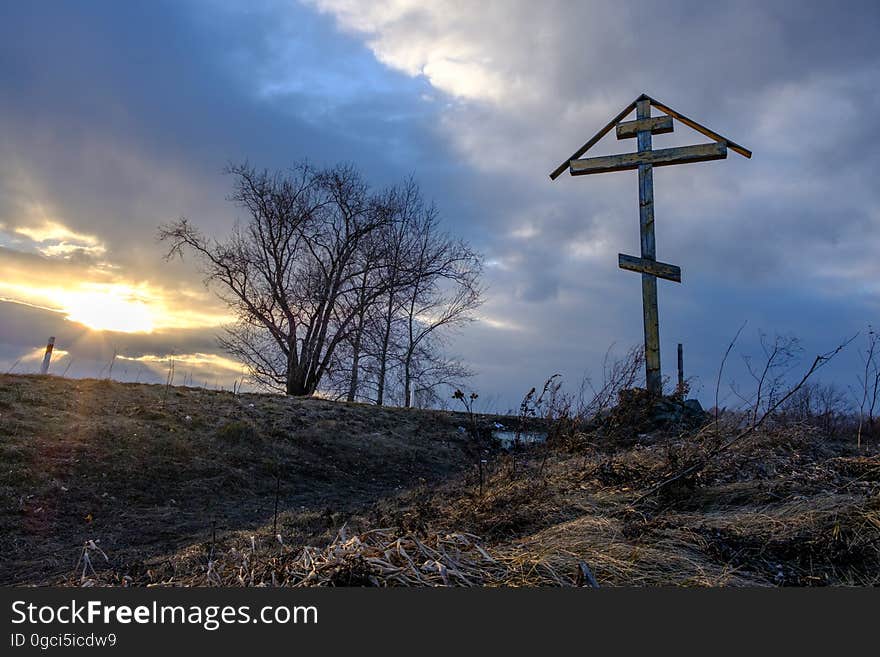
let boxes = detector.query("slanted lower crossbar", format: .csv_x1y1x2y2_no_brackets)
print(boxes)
618,253,681,283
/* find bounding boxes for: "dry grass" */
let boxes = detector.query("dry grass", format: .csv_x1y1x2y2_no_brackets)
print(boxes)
67,528,569,587
0,374,482,585
2,374,878,587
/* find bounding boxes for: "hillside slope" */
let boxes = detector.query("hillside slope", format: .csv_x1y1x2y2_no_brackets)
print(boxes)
0,374,475,585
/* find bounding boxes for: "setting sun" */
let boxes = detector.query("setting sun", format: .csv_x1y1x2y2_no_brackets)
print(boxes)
61,284,156,333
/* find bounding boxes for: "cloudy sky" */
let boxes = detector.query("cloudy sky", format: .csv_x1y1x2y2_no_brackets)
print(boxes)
1,0,878,409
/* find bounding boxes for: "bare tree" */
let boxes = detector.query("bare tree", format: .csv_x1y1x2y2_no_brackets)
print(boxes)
365,180,483,407
159,162,394,396
398,334,474,407
339,225,387,402
783,381,851,437
741,332,802,425
397,200,483,407
370,180,424,406
160,164,482,402
856,325,880,447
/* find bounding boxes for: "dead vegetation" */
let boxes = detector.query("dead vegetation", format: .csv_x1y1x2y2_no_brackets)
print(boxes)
70,528,570,588
1,372,878,587
0,373,480,585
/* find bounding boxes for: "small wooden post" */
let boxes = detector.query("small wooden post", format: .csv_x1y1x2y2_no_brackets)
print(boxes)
636,99,662,396
40,336,55,375
677,343,684,397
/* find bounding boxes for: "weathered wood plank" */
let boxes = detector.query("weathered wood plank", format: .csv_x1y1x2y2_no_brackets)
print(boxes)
635,98,662,396
619,253,681,283
646,96,752,159
569,142,727,176
616,115,673,139
548,96,640,180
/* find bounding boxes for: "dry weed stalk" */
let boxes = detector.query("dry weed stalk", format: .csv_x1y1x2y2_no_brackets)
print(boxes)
639,337,855,501
76,540,108,585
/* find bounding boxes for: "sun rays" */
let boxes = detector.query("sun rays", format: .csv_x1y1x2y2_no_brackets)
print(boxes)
60,284,156,333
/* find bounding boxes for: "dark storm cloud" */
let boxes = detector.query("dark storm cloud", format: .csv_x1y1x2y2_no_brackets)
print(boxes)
0,1,456,279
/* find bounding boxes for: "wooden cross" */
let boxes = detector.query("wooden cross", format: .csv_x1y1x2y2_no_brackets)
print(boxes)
550,94,750,396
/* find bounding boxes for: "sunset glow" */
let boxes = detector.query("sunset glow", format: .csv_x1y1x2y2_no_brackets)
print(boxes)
61,285,156,333
0,276,231,334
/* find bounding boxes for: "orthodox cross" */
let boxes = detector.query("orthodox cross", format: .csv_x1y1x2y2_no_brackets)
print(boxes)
550,94,751,396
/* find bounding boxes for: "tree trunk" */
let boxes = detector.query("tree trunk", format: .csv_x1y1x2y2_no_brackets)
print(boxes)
376,348,387,405
285,352,310,396
402,292,417,408
376,297,395,406
347,313,364,402
285,374,309,396
403,350,413,408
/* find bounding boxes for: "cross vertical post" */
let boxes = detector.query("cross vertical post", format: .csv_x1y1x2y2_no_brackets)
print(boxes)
636,99,662,396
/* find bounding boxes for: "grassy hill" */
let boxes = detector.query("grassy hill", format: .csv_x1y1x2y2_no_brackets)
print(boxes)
1,374,878,586
0,374,473,584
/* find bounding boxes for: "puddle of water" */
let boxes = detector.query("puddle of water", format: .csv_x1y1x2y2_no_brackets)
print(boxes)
493,430,547,449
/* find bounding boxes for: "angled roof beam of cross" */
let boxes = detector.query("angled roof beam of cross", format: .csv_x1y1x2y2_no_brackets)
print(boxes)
548,94,751,181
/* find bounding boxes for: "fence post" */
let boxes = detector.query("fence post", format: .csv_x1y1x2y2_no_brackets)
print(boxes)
40,336,56,375
677,343,684,398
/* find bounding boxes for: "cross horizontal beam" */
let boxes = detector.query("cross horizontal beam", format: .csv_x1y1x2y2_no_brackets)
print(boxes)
616,115,674,140
569,142,727,176
618,253,681,283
